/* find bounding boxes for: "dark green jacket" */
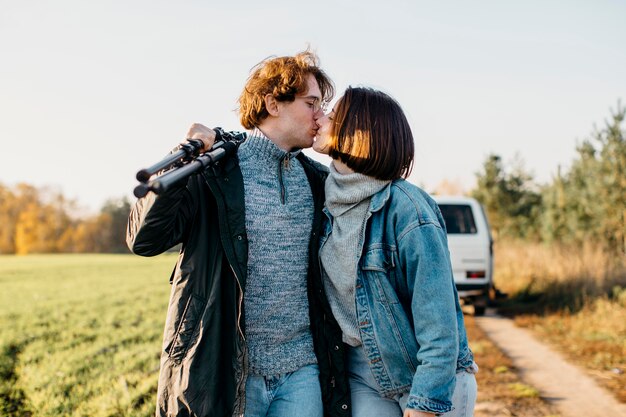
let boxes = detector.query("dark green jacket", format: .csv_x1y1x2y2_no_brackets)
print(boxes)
127,151,350,417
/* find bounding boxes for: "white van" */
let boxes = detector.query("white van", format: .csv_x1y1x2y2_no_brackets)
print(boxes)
433,196,494,315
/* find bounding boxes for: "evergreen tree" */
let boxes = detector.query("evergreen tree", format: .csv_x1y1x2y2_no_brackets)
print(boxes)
99,197,132,253
472,154,541,239
539,102,625,254
594,104,626,253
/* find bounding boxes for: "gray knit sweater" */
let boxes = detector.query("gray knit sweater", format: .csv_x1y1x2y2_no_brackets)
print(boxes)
320,163,390,346
238,130,317,376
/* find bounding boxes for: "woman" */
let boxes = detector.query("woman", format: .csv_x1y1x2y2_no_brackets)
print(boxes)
313,87,477,417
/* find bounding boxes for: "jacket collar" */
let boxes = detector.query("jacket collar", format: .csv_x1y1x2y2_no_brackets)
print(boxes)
369,181,393,213
323,180,395,222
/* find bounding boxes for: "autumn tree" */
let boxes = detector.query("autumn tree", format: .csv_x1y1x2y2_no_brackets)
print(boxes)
1,183,131,254
0,184,17,253
53,197,131,253
12,185,75,254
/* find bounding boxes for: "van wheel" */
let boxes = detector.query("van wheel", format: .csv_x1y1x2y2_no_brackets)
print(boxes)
473,305,486,316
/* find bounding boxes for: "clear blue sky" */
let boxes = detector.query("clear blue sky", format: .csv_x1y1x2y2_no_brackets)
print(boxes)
1,0,625,213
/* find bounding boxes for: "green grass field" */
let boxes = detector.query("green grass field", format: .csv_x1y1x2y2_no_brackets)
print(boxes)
0,254,177,417
4,250,624,416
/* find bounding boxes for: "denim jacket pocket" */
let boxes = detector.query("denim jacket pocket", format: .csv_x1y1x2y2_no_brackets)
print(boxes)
360,245,419,382
361,245,401,305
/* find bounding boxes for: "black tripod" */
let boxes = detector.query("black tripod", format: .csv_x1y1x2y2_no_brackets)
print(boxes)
133,128,246,198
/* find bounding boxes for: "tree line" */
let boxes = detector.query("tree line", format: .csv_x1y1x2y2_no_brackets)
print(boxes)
0,185,130,255
472,103,625,255
2,103,623,255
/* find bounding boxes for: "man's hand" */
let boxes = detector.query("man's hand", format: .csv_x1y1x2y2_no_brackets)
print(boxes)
404,409,436,417
186,123,216,152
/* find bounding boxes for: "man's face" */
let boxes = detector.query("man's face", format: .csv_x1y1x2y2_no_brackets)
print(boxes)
275,74,324,151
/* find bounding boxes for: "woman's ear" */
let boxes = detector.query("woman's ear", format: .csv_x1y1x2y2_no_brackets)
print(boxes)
264,94,279,116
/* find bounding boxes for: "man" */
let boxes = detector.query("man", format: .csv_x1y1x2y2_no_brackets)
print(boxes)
127,51,350,417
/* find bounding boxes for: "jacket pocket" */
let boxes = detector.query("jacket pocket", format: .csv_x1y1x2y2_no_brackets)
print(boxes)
361,246,400,305
168,294,207,364
361,246,418,376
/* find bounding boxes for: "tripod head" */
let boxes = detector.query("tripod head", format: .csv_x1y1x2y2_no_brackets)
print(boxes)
133,128,246,198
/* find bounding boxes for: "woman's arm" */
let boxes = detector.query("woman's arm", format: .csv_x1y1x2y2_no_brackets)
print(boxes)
397,221,459,413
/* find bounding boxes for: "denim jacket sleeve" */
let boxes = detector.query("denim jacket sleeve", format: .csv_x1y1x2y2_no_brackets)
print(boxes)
397,219,459,414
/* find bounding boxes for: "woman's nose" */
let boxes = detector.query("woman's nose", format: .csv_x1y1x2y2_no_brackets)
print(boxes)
313,108,324,120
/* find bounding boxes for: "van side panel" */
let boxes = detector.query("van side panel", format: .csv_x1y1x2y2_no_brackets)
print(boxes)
433,197,494,314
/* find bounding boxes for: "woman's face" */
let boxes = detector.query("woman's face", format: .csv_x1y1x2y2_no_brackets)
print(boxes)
313,106,336,155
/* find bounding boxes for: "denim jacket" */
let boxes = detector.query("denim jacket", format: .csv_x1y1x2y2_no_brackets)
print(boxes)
319,179,474,414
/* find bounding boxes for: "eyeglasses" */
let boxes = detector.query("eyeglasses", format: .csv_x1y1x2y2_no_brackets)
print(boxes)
296,96,327,113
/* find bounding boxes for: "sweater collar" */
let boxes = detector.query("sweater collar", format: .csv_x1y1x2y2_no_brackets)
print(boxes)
238,128,302,164
325,162,390,217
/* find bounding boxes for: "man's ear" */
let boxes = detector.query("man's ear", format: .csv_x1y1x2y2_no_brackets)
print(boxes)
264,94,279,116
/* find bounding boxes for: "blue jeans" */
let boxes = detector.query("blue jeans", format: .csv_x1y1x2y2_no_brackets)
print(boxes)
348,345,477,417
244,363,323,417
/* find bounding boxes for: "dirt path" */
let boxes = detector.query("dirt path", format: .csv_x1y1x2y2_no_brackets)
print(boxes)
475,311,626,417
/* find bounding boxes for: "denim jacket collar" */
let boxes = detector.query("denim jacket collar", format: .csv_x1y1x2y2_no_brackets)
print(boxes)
369,181,392,213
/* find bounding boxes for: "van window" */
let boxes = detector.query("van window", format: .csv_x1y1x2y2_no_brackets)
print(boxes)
438,204,477,234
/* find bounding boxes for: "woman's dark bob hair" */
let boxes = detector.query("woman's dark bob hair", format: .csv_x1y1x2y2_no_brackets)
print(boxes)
328,87,414,181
